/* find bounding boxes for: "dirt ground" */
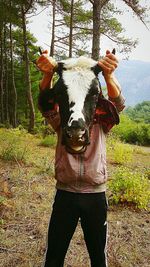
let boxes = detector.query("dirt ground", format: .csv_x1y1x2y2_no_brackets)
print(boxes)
0,140,150,267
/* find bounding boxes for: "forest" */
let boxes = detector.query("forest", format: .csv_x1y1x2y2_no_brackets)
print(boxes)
0,0,149,137
0,1,150,267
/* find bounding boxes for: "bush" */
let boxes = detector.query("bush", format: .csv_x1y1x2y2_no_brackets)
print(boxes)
39,134,57,147
112,114,150,145
135,123,150,145
109,167,150,210
113,143,133,164
107,136,133,164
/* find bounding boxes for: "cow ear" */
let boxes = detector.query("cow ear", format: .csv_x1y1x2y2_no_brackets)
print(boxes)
91,64,102,76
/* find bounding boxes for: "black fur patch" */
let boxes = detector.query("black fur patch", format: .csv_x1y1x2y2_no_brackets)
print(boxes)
38,88,56,112
91,64,102,76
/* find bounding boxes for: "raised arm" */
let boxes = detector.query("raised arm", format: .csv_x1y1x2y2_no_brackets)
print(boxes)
36,50,60,131
36,50,57,90
98,50,125,112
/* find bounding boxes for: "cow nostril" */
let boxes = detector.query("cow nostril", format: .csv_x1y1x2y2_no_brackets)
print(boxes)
78,136,84,141
66,130,72,138
78,129,86,137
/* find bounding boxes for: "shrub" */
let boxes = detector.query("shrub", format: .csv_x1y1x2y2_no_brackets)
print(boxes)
113,143,133,164
135,123,150,145
107,136,133,165
112,114,150,145
39,134,57,147
109,167,150,210
112,114,136,142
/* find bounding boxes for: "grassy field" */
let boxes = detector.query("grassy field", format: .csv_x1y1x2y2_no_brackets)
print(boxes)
0,128,149,267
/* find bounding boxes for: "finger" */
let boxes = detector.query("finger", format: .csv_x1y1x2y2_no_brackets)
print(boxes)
98,61,112,74
103,57,118,68
36,54,48,64
42,50,49,54
36,60,54,73
106,52,119,63
99,58,118,71
37,61,52,69
106,50,110,55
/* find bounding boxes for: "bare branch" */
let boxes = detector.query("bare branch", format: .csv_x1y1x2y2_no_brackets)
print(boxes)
44,42,51,48
55,23,67,27
55,40,69,46
123,0,149,30
54,44,68,51
55,35,69,41
55,19,65,22
27,7,48,19
102,33,119,43
55,31,90,44
24,0,34,14
73,26,92,32
102,32,137,47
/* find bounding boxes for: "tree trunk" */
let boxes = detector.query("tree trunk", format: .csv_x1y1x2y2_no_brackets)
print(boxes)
92,0,109,60
92,0,101,60
3,23,9,123
0,27,4,123
21,6,35,133
69,0,74,58
9,22,17,127
50,0,56,56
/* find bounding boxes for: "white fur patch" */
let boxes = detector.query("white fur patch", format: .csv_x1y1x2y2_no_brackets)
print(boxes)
63,69,96,126
61,56,97,70
61,57,98,127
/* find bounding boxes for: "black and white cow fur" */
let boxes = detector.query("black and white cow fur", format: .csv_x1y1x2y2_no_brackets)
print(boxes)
39,56,103,154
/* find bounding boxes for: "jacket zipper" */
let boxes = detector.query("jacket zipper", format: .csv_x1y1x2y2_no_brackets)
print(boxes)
79,154,84,179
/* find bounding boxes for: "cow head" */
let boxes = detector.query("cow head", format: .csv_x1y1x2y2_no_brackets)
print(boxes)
52,56,102,154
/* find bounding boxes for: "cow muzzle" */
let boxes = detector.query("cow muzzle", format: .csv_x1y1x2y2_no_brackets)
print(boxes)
62,126,90,154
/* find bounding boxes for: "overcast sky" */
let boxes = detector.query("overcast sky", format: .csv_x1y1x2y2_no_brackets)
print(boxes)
28,0,150,62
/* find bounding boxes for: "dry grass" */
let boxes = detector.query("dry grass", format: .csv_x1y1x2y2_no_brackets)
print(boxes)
0,129,150,267
0,160,55,267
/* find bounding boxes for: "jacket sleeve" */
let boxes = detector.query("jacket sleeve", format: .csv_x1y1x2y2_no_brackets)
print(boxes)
38,88,60,132
108,91,126,112
95,89,125,134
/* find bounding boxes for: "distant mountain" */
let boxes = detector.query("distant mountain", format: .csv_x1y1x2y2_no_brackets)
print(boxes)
115,60,150,106
100,60,150,107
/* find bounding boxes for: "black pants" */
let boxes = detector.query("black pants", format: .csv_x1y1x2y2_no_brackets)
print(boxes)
43,190,108,267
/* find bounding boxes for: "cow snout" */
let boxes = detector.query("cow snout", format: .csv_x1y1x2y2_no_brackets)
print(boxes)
66,128,86,142
62,123,90,153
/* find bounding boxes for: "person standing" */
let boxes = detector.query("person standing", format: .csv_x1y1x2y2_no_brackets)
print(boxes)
36,50,125,267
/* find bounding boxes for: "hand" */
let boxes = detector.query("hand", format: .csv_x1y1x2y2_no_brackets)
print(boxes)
98,50,119,78
36,50,57,74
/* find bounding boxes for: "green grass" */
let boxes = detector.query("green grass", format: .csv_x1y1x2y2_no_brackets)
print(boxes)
39,135,57,147
0,128,30,162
